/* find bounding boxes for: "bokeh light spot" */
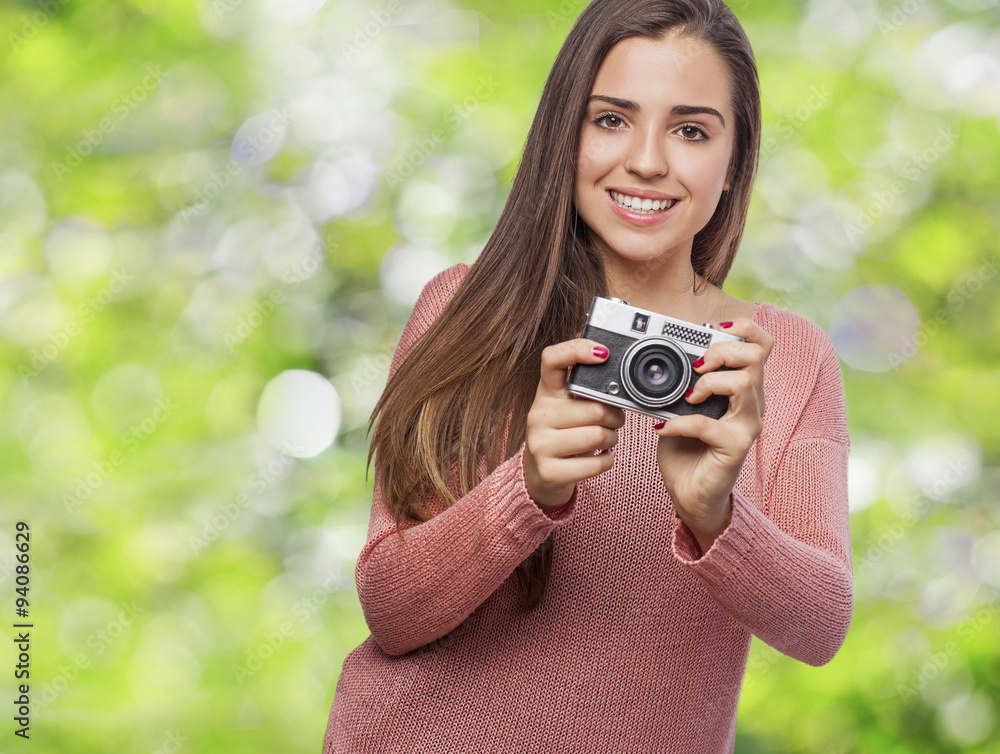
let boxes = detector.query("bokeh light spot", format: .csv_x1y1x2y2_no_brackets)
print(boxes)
971,531,1000,589
829,285,919,372
44,218,113,284
264,0,327,23
848,453,878,513
231,111,291,165
379,243,447,307
256,369,340,457
938,692,996,747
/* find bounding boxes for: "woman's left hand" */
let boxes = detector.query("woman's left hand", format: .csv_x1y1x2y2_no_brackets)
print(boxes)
654,318,774,554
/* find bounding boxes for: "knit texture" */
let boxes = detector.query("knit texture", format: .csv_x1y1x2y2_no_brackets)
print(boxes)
323,264,852,754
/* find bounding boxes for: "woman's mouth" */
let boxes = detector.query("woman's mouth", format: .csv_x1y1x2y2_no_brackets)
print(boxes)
609,190,678,214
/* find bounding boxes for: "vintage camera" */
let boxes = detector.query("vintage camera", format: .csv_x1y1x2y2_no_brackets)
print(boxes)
567,296,744,421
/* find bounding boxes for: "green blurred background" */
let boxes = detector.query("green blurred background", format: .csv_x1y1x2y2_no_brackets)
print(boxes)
1,0,998,751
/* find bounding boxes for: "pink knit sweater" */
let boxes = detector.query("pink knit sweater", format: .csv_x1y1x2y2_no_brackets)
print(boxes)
323,264,852,753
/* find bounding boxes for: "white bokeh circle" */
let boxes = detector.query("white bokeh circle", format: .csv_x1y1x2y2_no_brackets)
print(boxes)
256,369,340,457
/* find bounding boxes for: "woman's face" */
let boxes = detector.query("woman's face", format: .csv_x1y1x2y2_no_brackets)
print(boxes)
574,33,735,273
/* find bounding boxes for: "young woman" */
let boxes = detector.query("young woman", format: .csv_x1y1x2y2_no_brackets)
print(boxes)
324,0,852,751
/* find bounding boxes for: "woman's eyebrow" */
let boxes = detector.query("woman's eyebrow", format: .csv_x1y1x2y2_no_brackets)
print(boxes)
672,104,726,127
587,95,726,127
588,94,641,111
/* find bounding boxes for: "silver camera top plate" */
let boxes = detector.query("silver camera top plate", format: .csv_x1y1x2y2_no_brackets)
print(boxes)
586,297,743,356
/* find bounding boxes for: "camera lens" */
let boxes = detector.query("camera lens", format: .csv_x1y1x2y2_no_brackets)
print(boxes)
641,356,667,385
620,337,691,407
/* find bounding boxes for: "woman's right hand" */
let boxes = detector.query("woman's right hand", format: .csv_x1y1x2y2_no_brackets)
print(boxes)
523,339,626,510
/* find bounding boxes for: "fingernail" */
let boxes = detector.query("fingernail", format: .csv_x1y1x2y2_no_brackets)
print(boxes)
684,386,694,398
653,421,665,430
719,321,733,329
592,346,609,359
692,356,705,369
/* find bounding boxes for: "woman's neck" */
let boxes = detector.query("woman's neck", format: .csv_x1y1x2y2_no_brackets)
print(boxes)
604,256,728,324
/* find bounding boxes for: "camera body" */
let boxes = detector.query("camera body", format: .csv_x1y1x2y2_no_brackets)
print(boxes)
567,296,744,421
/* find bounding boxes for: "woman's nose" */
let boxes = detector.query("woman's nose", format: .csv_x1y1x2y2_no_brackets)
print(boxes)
623,127,669,179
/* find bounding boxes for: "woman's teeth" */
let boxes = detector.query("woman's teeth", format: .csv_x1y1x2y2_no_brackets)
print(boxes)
611,191,677,213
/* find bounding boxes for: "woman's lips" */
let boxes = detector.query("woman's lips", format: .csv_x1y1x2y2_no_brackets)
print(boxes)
606,189,679,227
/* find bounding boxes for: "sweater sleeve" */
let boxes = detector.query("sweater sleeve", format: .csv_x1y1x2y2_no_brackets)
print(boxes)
355,264,577,656
671,312,853,667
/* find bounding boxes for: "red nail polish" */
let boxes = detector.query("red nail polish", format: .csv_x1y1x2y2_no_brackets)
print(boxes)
684,386,694,398
653,422,665,430
593,346,609,359
719,321,733,329
692,356,705,369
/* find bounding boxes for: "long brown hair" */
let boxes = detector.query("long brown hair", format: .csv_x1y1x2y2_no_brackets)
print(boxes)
370,0,762,613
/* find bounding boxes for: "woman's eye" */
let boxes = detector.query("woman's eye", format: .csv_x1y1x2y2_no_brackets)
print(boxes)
678,125,707,140
595,113,624,129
